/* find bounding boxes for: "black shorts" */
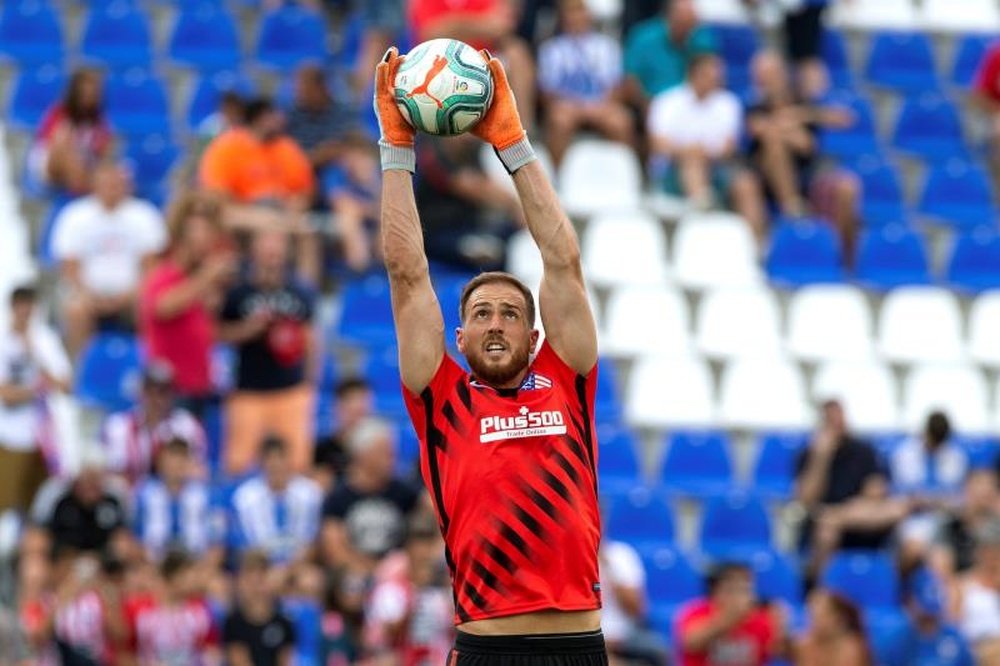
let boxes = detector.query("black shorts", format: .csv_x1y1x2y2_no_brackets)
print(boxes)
450,629,609,666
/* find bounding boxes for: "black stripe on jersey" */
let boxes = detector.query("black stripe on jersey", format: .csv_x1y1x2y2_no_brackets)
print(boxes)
552,450,583,487
496,519,531,558
522,482,559,521
421,388,450,532
472,560,504,594
483,539,517,574
561,433,589,471
574,375,598,490
540,467,573,504
456,600,472,623
442,400,463,435
510,502,544,539
455,378,472,412
464,581,490,611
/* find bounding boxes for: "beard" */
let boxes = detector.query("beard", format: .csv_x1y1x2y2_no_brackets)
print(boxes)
466,344,531,388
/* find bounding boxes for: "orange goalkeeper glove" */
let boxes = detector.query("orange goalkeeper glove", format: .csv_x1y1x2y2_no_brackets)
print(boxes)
472,51,537,174
373,47,416,172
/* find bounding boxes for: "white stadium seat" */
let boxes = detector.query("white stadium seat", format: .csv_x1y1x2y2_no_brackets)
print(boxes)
718,357,811,430
585,0,623,21
559,140,642,217
602,285,691,357
787,285,875,362
693,0,751,23
696,287,783,359
480,143,555,195
878,287,965,364
813,360,900,432
968,291,1000,368
506,229,543,285
582,212,669,288
919,0,1000,33
672,213,763,290
625,354,716,429
829,0,917,30
902,364,991,434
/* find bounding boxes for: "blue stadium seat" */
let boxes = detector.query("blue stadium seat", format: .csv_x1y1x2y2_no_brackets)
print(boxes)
821,551,900,613
892,93,967,160
124,133,180,205
595,358,622,423
855,225,932,291
700,493,772,560
396,420,421,478
946,229,1000,293
752,431,809,500
255,6,326,71
80,2,152,68
871,433,906,459
314,392,334,439
918,159,996,229
168,3,241,71
76,333,143,412
37,200,66,269
105,69,170,136
7,66,65,131
337,274,395,348
597,424,642,493
819,94,879,159
865,31,939,92
0,0,64,66
952,34,994,87
822,30,853,89
280,598,322,666
712,24,757,97
660,430,733,497
186,70,254,132
956,435,1000,469
750,549,803,608
361,346,406,417
317,353,338,392
643,546,703,636
850,155,907,227
604,486,674,549
766,221,844,288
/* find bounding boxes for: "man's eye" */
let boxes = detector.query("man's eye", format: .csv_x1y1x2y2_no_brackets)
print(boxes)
475,310,488,318
504,311,518,319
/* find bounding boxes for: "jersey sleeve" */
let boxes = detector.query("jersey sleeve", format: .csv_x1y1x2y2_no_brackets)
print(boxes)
402,353,467,433
534,340,598,401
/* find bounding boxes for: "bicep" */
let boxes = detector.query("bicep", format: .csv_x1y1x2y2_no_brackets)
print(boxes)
390,273,445,394
539,264,597,375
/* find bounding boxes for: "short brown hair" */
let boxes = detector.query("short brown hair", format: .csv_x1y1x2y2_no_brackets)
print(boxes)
164,190,224,247
459,272,536,327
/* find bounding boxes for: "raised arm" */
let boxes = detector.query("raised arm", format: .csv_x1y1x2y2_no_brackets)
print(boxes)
374,49,445,394
473,55,597,373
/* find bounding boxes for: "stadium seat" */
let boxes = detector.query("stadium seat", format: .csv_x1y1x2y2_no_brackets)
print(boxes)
559,140,642,216
812,360,900,432
692,0,749,24
75,333,143,412
865,32,939,92
582,213,669,288
255,6,326,71
956,435,1000,469
643,546,703,635
505,229,542,286
713,23,757,92
892,93,967,161
850,154,907,227
786,285,875,362
903,364,990,433
751,549,803,608
604,486,674,548
765,221,844,288
854,225,932,291
168,3,241,71
80,2,152,68
672,213,763,289
124,133,180,205
186,70,255,132
597,425,643,492
602,285,691,358
946,229,1000,293
969,291,1000,368
878,287,965,363
105,69,170,137
7,66,65,131
695,286,782,359
396,421,421,478
0,0,64,66
660,430,733,497
700,493,772,560
625,355,715,429
821,30,853,88
718,357,811,430
918,159,995,229
919,0,1000,33
361,346,407,418
337,274,395,349
952,35,995,87
829,0,917,30
822,551,899,612
751,432,809,500
819,94,880,159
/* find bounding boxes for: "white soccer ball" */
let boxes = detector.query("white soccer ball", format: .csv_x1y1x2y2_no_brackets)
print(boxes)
394,38,494,136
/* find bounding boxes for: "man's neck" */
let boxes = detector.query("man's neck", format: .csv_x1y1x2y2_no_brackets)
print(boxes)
347,466,386,493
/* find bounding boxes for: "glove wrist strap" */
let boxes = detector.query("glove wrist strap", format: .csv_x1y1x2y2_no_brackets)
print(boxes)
496,135,537,174
379,140,416,173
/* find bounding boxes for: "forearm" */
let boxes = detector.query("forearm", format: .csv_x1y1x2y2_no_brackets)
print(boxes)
830,496,909,531
154,273,211,319
511,161,580,270
215,320,259,344
0,384,37,406
796,454,833,507
381,171,429,282
682,615,734,652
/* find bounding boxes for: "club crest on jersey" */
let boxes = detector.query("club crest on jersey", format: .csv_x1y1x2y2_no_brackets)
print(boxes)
480,405,567,443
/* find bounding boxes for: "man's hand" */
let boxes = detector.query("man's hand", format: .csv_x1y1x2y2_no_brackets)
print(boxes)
374,47,416,172
473,52,537,173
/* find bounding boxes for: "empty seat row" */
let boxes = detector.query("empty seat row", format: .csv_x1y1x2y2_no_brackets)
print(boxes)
830,0,1000,32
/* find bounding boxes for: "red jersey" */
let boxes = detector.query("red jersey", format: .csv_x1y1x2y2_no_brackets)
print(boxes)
130,597,218,664
408,0,503,50
675,600,775,666
403,341,602,624
975,43,1000,104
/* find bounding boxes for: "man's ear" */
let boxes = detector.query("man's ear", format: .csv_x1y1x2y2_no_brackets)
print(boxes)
529,329,540,354
455,328,465,354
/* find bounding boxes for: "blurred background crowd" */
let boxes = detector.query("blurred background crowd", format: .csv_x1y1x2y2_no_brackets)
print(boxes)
2,0,1000,664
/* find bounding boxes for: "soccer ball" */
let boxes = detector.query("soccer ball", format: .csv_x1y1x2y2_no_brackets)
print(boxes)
394,38,494,136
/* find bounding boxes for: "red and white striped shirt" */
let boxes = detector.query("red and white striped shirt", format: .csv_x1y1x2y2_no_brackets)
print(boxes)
54,590,109,664
102,407,207,485
131,598,218,665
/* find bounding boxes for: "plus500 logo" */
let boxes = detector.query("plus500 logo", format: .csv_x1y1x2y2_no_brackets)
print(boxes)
479,409,567,443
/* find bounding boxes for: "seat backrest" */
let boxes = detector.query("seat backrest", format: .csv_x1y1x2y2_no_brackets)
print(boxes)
604,486,674,543
969,290,1000,366
813,360,900,432
855,225,931,288
946,229,1000,287
643,545,703,606
187,70,254,130
603,285,691,357
893,93,964,146
822,551,899,610
696,286,782,359
81,2,151,50
751,549,803,606
952,35,995,86
582,213,669,287
661,430,732,483
921,160,993,208
718,357,810,429
752,431,809,491
338,275,394,345
866,31,936,77
878,286,964,363
787,284,874,361
8,66,65,128
903,364,990,433
673,213,762,289
596,425,642,482
851,154,904,204
625,354,715,429
172,4,238,48
765,221,843,286
257,6,326,63
106,69,168,115
559,140,642,213
0,0,62,45
701,493,771,548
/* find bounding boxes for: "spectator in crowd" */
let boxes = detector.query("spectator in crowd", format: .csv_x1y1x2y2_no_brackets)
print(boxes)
16,551,57,664
48,456,128,556
891,567,975,666
745,50,859,255
363,512,453,663
623,0,717,108
197,91,246,141
51,160,166,358
219,229,317,476
285,63,363,179
223,550,297,666
230,436,323,565
139,192,236,414
408,0,537,130
537,0,634,166
0,285,72,515
28,68,112,195
313,377,375,490
930,470,1000,584
321,417,421,575
971,41,1000,182
52,552,129,665
415,134,525,271
132,437,220,564
0,604,30,666
647,54,766,234
353,0,406,93
956,517,1000,662
795,399,909,577
793,589,872,665
322,134,381,274
743,0,833,99
674,562,785,666
600,539,668,665
892,411,967,498
319,569,363,663
102,360,207,488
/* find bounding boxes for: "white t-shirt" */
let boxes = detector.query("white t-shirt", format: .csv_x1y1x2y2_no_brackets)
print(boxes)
960,576,1000,643
0,324,72,451
891,437,968,494
647,84,743,156
600,540,646,642
51,195,166,297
